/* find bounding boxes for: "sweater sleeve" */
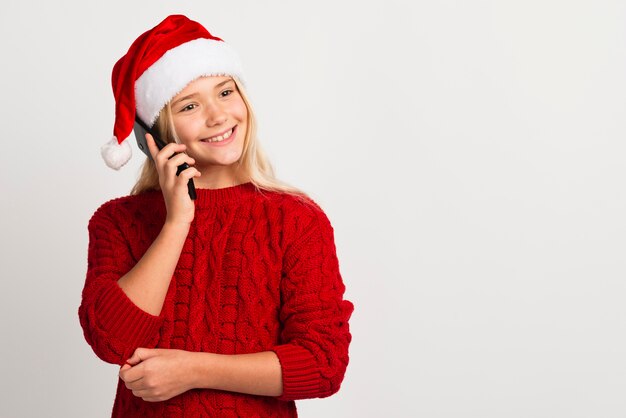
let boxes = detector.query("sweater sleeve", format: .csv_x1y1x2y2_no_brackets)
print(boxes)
271,206,354,401
78,201,164,365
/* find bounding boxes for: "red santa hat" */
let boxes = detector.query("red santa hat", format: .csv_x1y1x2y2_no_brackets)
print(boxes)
101,14,246,170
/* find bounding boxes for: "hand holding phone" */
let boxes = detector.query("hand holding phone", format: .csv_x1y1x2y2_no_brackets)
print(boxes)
134,116,197,200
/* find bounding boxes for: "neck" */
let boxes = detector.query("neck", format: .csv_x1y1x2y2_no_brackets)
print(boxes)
193,164,248,189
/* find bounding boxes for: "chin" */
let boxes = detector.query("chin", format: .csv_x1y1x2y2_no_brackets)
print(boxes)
201,154,244,167
192,144,243,162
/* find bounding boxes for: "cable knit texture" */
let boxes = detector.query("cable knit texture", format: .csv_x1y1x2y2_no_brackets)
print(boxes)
78,182,354,417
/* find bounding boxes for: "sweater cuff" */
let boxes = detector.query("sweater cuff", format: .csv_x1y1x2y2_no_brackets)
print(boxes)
95,281,164,350
272,344,320,400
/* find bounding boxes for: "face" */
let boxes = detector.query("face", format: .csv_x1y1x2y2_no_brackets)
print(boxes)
169,76,248,175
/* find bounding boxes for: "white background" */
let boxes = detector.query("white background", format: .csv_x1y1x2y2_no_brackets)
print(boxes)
1,1,625,417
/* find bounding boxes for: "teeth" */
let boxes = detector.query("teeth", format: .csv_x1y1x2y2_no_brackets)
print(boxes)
205,128,233,143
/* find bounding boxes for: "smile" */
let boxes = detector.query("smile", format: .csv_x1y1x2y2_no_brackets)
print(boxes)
201,126,235,143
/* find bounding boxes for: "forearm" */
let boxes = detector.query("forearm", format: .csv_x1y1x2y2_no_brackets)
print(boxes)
191,351,283,397
117,221,190,316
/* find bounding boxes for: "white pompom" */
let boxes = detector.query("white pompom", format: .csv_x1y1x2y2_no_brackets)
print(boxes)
101,136,132,170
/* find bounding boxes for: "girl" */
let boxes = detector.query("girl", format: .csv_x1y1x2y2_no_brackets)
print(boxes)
78,14,354,418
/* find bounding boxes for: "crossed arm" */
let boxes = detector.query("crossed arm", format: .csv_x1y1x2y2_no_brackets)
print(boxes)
97,219,284,400
79,200,353,402
118,347,282,402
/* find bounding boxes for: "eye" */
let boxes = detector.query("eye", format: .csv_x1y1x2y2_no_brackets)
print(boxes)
220,89,234,98
180,103,197,112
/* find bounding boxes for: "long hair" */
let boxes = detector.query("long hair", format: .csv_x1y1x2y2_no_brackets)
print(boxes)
130,76,310,203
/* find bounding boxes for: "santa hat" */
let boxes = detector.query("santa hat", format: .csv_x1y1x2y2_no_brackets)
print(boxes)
101,14,245,170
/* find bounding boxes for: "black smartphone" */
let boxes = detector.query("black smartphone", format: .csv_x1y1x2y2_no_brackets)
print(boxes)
134,116,197,200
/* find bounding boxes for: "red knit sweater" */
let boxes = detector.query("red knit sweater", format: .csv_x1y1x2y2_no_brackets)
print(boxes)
78,182,354,417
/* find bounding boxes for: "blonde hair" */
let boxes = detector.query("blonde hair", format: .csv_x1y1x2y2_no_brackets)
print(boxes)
130,76,310,203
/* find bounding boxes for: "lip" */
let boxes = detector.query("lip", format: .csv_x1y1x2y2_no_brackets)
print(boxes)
200,125,237,147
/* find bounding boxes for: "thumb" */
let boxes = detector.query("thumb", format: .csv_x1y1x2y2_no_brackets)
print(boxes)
126,347,158,366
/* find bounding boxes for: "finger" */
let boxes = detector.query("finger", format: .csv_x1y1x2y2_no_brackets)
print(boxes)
125,357,140,367
120,364,145,384
163,154,196,177
131,388,153,399
126,349,144,366
176,167,201,185
154,142,187,166
168,162,195,181
125,375,146,390
145,133,159,161
118,364,130,381
134,347,160,361
142,397,162,403
126,346,158,366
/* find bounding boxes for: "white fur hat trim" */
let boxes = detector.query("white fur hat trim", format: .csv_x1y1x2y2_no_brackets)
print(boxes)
135,37,245,128
101,135,132,170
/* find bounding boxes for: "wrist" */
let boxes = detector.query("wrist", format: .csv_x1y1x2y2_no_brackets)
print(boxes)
163,219,191,233
190,352,220,390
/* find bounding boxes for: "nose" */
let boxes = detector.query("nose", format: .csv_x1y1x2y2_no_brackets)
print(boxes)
204,103,227,127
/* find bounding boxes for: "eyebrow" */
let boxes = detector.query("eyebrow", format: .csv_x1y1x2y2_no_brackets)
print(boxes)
172,79,234,106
